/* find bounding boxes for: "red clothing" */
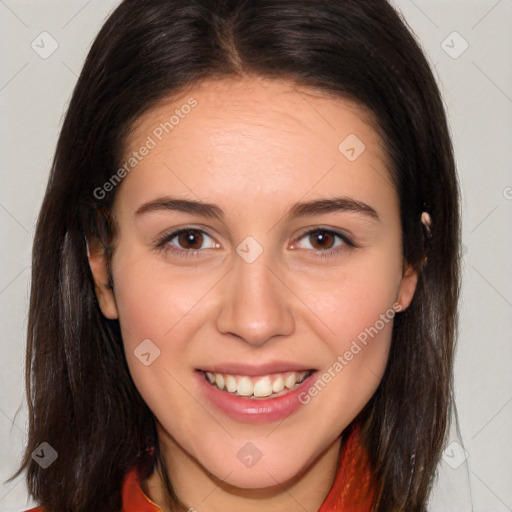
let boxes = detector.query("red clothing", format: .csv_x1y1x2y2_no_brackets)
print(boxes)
26,423,374,511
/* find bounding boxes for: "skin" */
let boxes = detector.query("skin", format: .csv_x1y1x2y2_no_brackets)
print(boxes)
88,75,418,512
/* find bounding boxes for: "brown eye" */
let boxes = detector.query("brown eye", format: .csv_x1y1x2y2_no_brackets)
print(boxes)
289,228,354,257
156,227,218,255
308,230,336,250
177,230,204,250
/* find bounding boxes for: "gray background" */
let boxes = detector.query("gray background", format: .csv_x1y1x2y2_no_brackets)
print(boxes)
1,0,511,510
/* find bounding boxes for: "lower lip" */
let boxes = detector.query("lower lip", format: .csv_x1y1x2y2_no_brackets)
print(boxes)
194,371,318,424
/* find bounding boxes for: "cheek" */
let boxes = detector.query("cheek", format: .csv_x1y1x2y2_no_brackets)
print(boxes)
295,246,401,340
112,248,211,344
291,250,400,418
296,286,395,435
109,252,204,396
112,259,209,437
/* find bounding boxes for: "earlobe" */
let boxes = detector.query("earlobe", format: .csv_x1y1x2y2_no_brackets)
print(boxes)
86,238,119,319
396,264,419,312
397,212,430,311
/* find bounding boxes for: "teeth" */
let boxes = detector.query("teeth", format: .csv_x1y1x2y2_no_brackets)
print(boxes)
202,370,311,398
225,374,238,393
253,376,272,397
215,373,225,389
237,376,253,397
285,373,297,389
272,375,285,393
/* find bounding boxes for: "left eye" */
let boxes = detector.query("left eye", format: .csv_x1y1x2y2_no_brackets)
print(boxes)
292,229,352,251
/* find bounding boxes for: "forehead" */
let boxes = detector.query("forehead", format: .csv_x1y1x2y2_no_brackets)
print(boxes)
118,76,393,212
126,75,384,156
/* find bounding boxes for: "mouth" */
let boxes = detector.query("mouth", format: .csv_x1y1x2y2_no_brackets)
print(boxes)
197,369,315,400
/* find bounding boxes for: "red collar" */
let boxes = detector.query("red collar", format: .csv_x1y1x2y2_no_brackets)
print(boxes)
122,424,374,512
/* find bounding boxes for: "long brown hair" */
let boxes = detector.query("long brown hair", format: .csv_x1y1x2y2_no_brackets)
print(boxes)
15,1,460,510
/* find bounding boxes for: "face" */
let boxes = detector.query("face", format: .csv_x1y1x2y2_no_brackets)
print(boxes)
88,76,417,496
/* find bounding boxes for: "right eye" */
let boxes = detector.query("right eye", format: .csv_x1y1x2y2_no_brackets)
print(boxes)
155,227,220,258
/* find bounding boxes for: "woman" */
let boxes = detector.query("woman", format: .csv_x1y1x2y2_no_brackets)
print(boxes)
16,0,460,511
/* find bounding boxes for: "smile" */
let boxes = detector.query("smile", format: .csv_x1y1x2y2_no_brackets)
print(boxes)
200,370,314,399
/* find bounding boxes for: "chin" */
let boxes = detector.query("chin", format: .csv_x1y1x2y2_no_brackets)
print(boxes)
195,441,315,491
213,460,304,490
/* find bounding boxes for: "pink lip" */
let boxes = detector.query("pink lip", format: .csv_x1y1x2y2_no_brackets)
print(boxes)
194,370,318,424
197,361,315,376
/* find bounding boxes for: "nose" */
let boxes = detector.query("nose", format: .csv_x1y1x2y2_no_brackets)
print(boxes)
215,248,295,347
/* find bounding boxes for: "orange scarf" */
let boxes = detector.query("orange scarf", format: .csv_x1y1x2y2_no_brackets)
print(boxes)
318,421,375,511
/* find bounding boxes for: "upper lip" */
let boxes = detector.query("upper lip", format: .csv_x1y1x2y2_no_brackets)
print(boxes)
197,361,316,376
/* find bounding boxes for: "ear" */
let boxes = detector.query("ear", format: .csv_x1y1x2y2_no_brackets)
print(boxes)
86,237,119,319
396,263,419,312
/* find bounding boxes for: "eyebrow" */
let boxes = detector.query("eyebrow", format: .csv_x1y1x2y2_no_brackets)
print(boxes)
135,196,380,222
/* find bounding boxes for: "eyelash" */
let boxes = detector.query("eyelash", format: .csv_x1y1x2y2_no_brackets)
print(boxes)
154,226,355,260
